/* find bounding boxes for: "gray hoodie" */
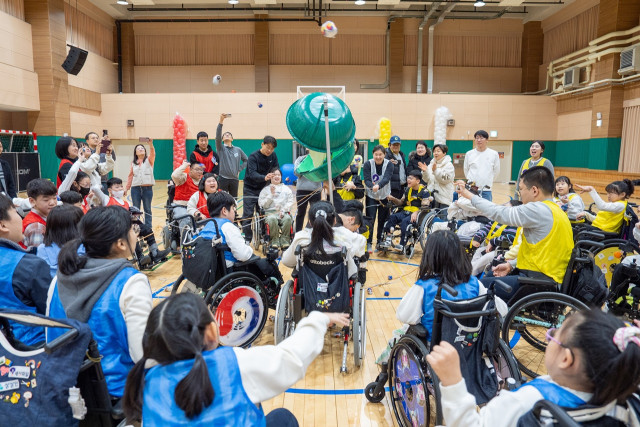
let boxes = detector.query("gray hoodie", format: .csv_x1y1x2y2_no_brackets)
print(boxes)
56,257,131,322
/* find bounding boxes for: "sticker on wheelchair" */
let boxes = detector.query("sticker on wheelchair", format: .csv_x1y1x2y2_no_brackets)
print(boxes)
215,286,265,347
393,347,427,427
317,282,328,292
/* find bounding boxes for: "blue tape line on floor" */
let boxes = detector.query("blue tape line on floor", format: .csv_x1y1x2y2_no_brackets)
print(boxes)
367,297,402,300
152,282,174,297
285,387,390,395
368,259,419,267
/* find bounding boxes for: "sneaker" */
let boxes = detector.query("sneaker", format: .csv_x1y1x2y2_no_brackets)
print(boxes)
139,255,153,270
367,243,373,253
393,244,404,252
151,248,171,262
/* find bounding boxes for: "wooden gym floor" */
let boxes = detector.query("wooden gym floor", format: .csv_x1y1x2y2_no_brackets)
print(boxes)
142,181,593,426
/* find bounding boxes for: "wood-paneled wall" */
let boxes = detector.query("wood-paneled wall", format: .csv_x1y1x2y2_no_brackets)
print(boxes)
64,1,113,60
0,0,23,20
68,85,101,112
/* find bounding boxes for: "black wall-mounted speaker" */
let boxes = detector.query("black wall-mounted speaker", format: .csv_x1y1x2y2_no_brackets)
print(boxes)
62,46,88,75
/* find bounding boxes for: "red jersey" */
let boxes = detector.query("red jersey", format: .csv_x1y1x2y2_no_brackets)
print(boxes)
107,197,130,210
197,191,210,218
192,150,217,174
21,211,47,249
174,178,199,202
57,158,74,188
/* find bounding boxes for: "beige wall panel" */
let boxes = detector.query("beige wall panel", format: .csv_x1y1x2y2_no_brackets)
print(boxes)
67,47,117,94
134,66,256,93
133,21,254,36
95,93,558,143
557,110,592,140
0,61,39,111
0,11,34,72
269,65,387,93
69,107,101,138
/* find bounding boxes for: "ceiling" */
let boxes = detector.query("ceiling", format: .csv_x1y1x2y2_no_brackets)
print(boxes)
89,0,576,21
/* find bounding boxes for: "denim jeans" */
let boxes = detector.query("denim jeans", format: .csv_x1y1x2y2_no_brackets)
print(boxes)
480,190,493,202
265,408,299,427
131,186,154,228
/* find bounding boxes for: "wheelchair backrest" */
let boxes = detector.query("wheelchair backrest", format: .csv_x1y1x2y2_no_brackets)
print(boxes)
299,245,347,280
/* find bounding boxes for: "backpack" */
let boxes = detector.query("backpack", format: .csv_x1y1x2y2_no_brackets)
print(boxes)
566,255,609,307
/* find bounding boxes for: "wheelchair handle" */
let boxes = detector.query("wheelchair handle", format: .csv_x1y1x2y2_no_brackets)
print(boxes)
576,230,605,241
44,328,79,354
437,282,458,297
576,239,605,250
532,400,581,427
493,279,512,294
437,308,497,320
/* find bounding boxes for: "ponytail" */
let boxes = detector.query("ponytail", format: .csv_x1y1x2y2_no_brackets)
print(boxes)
306,201,337,255
175,351,214,418
57,238,87,276
605,179,635,199
623,179,635,198
122,357,148,421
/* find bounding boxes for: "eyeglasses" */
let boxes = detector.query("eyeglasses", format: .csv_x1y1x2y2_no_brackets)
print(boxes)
545,328,574,358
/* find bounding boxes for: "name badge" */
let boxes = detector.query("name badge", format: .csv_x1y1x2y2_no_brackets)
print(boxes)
0,380,19,392
317,282,328,293
8,366,30,379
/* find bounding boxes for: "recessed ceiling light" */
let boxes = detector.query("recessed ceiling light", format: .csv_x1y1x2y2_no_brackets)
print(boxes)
116,0,128,5
228,0,238,4
355,0,365,5
474,0,486,6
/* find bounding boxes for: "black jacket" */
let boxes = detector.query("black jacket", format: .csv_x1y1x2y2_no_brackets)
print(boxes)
0,158,17,198
407,151,432,175
244,150,279,192
333,165,365,200
385,148,407,192
0,238,51,315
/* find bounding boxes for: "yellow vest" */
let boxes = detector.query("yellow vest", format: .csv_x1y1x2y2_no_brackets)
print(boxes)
592,200,627,234
337,175,356,201
523,157,547,172
403,185,425,213
485,222,507,245
517,200,574,283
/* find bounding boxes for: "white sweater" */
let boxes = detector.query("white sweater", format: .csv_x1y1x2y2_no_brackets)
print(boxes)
258,183,295,215
282,229,358,277
464,148,500,190
80,152,114,188
424,155,455,205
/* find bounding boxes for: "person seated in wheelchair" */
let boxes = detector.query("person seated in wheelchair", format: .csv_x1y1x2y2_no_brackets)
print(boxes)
608,223,640,315
334,163,364,202
258,167,295,249
171,160,205,241
456,166,574,302
574,179,634,235
187,172,218,220
553,176,584,224
197,191,283,285
282,201,359,280
381,170,431,252
93,177,171,268
471,227,523,277
376,230,494,364
430,182,487,237
122,292,349,425
427,309,640,427
469,200,521,264
335,200,367,256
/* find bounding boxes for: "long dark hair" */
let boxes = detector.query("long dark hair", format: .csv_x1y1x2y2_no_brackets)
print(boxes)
563,309,640,405
605,179,634,199
122,293,215,421
43,205,83,247
306,201,338,255
418,230,471,285
58,206,133,275
132,144,148,166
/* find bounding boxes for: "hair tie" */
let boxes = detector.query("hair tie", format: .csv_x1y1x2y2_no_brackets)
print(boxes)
315,209,327,219
613,326,640,352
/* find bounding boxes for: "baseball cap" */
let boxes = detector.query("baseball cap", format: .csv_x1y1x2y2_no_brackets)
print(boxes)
390,135,401,144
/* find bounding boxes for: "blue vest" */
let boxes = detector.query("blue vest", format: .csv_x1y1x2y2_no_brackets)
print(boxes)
199,218,238,264
418,276,480,340
0,246,45,345
143,346,266,426
521,378,587,408
48,267,140,397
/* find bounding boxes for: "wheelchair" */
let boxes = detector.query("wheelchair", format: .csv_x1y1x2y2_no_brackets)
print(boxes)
251,207,294,255
161,204,189,255
170,217,281,348
0,310,130,427
419,209,490,261
522,395,640,426
364,280,522,427
500,239,604,379
377,207,432,259
606,256,640,321
273,245,366,373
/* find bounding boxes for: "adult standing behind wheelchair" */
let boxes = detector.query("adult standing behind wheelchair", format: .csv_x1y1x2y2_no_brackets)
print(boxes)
424,144,455,208
122,292,349,426
187,173,218,220
456,166,574,302
363,145,394,253
427,308,640,426
47,206,153,399
171,160,205,241
258,167,295,249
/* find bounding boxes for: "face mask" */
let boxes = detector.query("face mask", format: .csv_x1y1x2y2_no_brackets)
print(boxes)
79,186,90,197
112,190,125,199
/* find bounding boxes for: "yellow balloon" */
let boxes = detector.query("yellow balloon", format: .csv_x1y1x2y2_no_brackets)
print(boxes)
378,117,392,147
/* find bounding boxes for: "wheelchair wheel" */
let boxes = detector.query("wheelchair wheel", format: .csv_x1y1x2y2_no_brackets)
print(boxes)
170,275,203,296
251,211,261,251
492,339,523,387
389,334,439,427
501,292,588,379
205,271,268,348
364,382,385,403
418,211,438,252
592,240,640,286
274,280,296,345
352,282,366,367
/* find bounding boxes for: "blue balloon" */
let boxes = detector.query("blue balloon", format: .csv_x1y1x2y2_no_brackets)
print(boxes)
281,163,297,185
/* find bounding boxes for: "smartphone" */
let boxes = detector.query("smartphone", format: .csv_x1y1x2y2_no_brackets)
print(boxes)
139,137,150,143
103,129,108,137
226,113,232,118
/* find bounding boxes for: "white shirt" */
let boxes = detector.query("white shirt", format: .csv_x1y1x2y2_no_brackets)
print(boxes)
464,148,500,190
424,155,455,205
220,220,253,267
282,229,358,277
258,183,295,215
80,152,114,188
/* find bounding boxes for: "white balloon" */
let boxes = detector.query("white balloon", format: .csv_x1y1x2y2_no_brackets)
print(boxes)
212,75,222,85
433,106,452,146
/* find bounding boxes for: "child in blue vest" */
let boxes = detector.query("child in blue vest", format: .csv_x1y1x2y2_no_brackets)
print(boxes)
0,194,51,345
122,292,349,425
376,230,486,364
47,206,153,399
427,308,640,426
196,191,282,284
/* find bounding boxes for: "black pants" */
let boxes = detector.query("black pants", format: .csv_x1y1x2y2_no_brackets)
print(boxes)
241,187,261,241
481,268,554,303
295,189,322,232
218,176,239,198
365,196,390,244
